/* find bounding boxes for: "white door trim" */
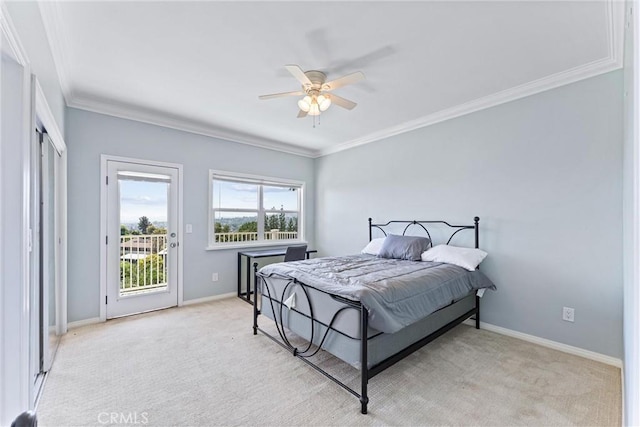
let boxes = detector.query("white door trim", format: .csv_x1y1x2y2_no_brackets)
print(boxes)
625,3,640,425
100,155,184,322
33,80,67,338
1,4,68,422
1,3,33,422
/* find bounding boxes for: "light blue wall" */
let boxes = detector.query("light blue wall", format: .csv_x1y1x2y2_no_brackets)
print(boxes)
315,71,624,358
65,108,315,322
5,0,630,406
5,1,65,134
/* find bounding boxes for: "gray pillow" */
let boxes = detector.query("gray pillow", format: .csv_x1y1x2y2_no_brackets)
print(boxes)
377,234,431,261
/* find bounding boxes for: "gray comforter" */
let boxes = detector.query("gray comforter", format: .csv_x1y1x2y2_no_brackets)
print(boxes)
258,254,496,334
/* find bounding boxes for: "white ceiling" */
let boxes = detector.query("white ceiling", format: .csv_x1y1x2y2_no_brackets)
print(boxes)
39,1,624,157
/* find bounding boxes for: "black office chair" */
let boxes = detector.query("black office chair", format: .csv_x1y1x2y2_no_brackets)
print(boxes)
284,245,307,262
11,411,37,427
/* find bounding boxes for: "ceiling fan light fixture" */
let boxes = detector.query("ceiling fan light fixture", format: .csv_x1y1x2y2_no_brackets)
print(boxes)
318,94,331,111
308,103,321,116
298,95,312,112
259,65,364,123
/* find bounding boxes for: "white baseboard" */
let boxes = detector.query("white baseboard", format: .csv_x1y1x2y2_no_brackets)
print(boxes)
464,320,622,368
67,317,101,330
182,292,236,306
67,294,236,329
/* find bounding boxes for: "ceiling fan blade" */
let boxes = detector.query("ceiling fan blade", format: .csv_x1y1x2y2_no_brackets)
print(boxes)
328,94,357,110
323,71,365,91
259,90,305,100
285,65,312,87
297,110,308,118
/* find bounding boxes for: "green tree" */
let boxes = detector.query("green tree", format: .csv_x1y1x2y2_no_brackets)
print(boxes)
146,226,167,253
238,221,257,241
278,206,286,231
239,221,257,232
214,222,230,242
267,211,279,230
120,261,132,287
147,224,167,235
120,254,166,289
215,222,229,233
120,225,130,236
139,254,166,285
138,216,151,234
287,218,295,232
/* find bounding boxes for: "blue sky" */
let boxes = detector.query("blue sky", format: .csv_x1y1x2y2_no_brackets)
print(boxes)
118,179,298,224
213,181,298,211
119,180,168,224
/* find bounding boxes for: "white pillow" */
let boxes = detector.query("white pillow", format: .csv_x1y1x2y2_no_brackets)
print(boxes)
421,245,488,271
361,237,386,255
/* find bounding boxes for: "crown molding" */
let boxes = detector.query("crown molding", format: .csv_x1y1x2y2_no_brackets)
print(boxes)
2,2,66,153
68,93,316,158
35,80,66,153
1,2,29,66
37,0,624,160
38,0,316,158
38,1,75,103
607,0,625,71
317,57,622,158
317,0,625,158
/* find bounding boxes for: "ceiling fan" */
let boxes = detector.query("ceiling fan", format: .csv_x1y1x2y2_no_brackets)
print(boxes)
259,65,365,119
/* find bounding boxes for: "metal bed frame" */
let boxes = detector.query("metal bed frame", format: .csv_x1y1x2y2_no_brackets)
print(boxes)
252,217,482,414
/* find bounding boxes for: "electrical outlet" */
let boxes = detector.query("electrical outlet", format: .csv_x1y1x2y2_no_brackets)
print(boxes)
562,307,574,322
212,273,219,282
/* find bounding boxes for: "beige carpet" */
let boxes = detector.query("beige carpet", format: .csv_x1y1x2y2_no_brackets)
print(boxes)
38,298,621,426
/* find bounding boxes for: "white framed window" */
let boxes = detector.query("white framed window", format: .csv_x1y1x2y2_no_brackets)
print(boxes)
208,170,305,249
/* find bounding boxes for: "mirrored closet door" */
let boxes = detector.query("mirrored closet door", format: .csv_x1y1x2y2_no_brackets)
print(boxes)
31,129,62,401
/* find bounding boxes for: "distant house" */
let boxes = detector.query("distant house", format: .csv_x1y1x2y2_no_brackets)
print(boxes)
120,237,154,256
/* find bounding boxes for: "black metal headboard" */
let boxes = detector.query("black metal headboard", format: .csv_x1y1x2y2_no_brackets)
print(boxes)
368,217,480,249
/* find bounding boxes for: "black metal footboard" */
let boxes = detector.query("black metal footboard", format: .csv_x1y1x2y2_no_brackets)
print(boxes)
253,266,371,412
253,265,481,414
252,216,483,414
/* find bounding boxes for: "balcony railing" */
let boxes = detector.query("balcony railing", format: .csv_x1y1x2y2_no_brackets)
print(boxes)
215,230,298,243
120,234,167,295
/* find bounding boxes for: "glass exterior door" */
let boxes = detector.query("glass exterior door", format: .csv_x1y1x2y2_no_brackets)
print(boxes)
106,161,179,318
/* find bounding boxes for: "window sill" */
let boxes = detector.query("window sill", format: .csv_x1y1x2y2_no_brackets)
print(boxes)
206,240,308,251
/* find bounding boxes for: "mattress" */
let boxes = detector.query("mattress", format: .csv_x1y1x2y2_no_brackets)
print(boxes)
258,254,495,334
259,287,476,369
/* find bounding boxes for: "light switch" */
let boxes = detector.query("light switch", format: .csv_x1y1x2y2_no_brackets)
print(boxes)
186,224,193,234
